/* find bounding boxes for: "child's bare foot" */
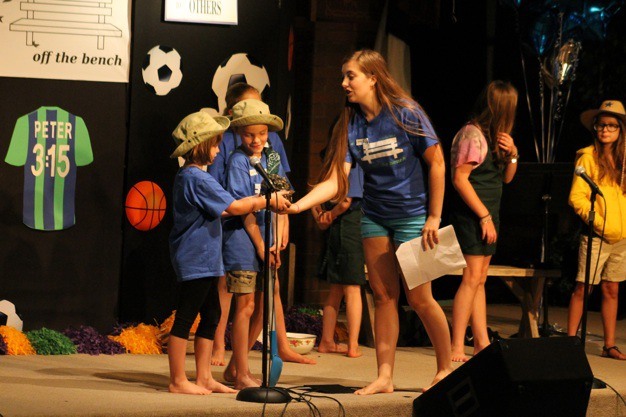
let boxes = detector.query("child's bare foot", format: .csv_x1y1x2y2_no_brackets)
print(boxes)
211,346,226,366
169,380,212,395
422,368,453,392
225,367,260,386
245,370,262,386
317,341,348,354
346,347,362,358
234,374,261,390
472,343,489,357
223,365,236,383
197,378,238,393
279,348,317,364
451,348,469,363
354,376,394,395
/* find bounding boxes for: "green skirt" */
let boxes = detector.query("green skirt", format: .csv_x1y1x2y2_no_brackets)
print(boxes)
317,208,366,285
450,187,501,256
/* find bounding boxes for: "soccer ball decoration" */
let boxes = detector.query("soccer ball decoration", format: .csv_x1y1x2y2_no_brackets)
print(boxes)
142,45,183,96
212,53,270,113
0,300,23,331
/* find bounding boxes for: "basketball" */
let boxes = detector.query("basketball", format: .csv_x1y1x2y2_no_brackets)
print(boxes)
125,181,167,231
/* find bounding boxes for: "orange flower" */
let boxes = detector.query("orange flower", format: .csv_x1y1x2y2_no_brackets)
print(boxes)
0,326,36,355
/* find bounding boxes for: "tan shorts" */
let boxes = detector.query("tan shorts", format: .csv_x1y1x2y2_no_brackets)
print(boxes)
226,270,258,294
576,236,626,285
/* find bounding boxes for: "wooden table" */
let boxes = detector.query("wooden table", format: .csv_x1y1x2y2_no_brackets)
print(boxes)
360,265,561,346
449,265,561,338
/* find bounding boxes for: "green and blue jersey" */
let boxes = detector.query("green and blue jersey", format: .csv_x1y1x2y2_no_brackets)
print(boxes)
5,107,93,231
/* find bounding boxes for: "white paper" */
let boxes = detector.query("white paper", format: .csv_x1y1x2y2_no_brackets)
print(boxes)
164,0,238,25
396,225,467,290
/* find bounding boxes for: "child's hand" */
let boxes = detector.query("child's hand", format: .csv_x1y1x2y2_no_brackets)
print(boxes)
268,245,281,269
269,191,291,212
421,215,440,250
481,217,497,245
497,132,516,156
312,205,330,230
318,211,334,229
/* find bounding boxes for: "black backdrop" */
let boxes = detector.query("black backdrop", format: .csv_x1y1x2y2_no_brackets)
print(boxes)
0,79,127,331
119,1,294,324
0,1,294,331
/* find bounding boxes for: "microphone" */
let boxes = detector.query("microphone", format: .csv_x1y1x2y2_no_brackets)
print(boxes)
575,166,603,197
250,156,276,192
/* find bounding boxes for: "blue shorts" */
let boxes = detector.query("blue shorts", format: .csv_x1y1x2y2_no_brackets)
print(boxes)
361,214,426,244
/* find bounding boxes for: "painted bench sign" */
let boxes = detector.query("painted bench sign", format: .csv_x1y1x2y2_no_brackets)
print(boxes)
10,0,122,50
164,0,238,25
0,0,130,82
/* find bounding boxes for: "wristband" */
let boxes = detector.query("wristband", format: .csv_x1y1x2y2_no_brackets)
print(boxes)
480,213,491,220
480,214,492,225
293,203,300,213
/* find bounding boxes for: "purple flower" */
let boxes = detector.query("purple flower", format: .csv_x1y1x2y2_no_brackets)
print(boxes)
62,325,125,355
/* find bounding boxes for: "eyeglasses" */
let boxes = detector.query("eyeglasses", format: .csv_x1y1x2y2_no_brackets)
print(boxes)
593,123,620,132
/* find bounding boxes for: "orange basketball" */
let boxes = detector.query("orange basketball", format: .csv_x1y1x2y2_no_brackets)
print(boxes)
125,181,167,231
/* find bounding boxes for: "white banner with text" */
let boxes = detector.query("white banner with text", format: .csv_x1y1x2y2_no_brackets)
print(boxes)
0,0,131,83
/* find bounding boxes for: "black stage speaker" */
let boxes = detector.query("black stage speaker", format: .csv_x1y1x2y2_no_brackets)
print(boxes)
413,337,593,417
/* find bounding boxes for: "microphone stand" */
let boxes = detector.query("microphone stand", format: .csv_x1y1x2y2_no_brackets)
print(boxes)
580,189,606,389
236,184,291,404
539,192,554,336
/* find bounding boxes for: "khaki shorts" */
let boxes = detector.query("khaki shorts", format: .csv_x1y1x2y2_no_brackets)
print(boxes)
226,270,258,294
576,236,626,285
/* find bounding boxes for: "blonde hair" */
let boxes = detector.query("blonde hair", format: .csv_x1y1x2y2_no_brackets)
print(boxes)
224,83,260,115
593,116,626,191
317,49,437,201
182,133,223,165
472,80,518,168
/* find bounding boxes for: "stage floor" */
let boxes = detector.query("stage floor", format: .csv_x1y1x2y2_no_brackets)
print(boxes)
1,304,624,417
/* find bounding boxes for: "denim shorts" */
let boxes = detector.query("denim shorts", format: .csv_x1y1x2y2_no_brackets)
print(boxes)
360,214,426,244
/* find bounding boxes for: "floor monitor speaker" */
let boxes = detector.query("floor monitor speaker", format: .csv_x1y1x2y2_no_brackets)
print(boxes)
413,336,593,417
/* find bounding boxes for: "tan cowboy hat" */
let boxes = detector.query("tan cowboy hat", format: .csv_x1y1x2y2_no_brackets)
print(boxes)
580,100,626,131
229,99,283,132
170,112,230,158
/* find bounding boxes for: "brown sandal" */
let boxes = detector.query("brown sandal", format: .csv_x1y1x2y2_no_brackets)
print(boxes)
601,345,626,360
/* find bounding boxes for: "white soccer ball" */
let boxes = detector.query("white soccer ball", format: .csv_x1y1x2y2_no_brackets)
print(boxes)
0,300,23,331
142,45,183,96
212,53,270,113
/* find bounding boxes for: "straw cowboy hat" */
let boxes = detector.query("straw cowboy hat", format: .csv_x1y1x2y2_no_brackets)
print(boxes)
170,111,230,158
229,99,283,132
580,100,626,131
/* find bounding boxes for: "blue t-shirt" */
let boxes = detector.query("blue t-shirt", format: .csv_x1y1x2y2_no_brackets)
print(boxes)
347,162,364,209
169,166,235,282
346,106,439,220
208,130,290,186
222,149,288,272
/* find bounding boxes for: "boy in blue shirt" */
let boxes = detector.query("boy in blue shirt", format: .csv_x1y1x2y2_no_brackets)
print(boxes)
222,99,291,389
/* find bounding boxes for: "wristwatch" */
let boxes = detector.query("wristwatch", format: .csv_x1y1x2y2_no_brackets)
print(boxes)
508,152,519,164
